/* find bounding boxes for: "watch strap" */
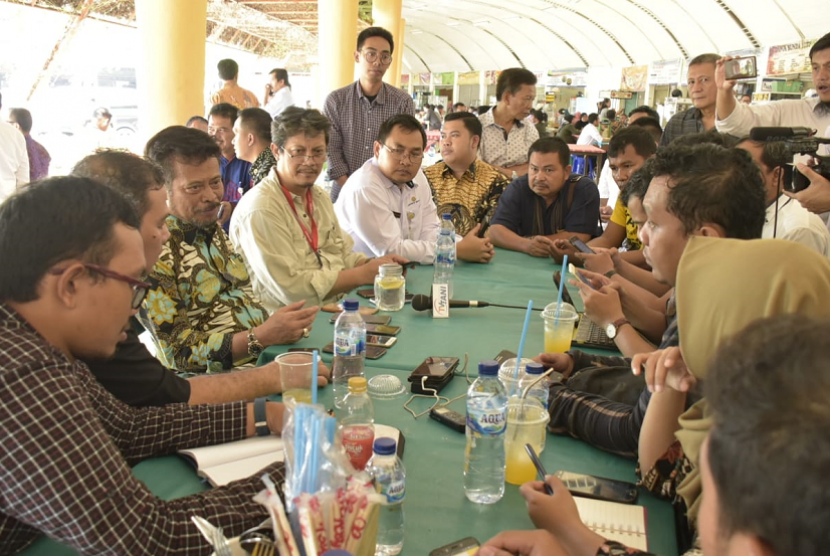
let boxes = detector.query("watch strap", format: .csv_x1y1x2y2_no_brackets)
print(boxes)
612,318,631,330
254,397,270,436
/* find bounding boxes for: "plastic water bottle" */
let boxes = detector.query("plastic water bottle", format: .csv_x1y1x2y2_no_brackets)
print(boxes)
369,437,405,555
332,299,366,408
464,360,508,504
518,362,550,409
339,377,375,471
434,213,456,299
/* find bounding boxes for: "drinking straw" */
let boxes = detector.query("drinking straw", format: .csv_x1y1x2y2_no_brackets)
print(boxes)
555,254,568,319
311,350,319,405
513,299,534,384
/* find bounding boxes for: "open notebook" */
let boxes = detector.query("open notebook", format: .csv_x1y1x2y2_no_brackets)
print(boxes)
178,424,403,488
574,497,648,551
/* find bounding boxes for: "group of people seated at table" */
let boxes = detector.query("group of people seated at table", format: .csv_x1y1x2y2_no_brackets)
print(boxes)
2,25,830,556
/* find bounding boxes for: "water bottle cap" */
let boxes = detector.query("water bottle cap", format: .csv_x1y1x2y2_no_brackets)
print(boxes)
478,360,499,376
347,376,368,393
373,437,397,455
525,362,545,374
442,213,452,220
342,299,359,311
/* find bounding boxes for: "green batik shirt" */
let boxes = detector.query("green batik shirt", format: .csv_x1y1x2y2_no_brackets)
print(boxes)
138,215,268,372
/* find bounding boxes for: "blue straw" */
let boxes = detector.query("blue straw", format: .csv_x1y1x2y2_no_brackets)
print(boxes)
514,300,534,384
311,350,319,405
555,254,568,319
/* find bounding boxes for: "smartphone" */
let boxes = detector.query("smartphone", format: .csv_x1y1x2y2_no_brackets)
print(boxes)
366,323,401,336
568,263,597,290
524,444,554,495
477,221,491,238
366,334,397,348
554,470,638,504
410,356,460,378
329,313,392,325
322,342,387,360
216,204,225,220
429,537,480,556
569,236,595,255
724,56,757,80
357,288,415,304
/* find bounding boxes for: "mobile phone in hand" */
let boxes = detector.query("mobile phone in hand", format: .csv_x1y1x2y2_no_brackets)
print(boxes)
569,236,595,254
724,56,757,80
525,444,554,495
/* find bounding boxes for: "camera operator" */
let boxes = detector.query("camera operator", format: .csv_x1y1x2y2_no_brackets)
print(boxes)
716,32,830,216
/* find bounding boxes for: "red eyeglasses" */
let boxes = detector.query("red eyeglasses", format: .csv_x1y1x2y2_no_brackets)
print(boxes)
50,263,151,309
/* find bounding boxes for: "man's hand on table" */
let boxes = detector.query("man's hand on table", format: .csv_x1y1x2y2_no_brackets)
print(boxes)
525,236,555,258
533,352,575,379
550,239,580,265
457,224,495,263
256,301,319,345
480,529,569,556
784,163,830,214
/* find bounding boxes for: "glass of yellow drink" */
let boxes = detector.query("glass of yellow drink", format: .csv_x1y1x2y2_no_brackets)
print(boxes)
541,304,578,354
275,352,315,404
505,398,550,485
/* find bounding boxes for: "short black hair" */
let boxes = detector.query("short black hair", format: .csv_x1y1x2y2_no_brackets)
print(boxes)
607,126,657,159
735,137,789,171
269,68,291,88
0,177,140,302
809,31,830,60
71,150,164,219
587,113,598,125
528,136,570,168
357,26,394,53
574,120,587,131
477,105,491,115
563,114,574,124
706,315,830,556
186,115,208,128
495,68,537,102
629,105,659,121
443,111,482,139
238,107,273,144
671,129,738,149
377,114,426,149
9,108,33,133
452,102,466,110
620,158,655,207
271,106,331,148
217,59,239,80
144,126,222,189
208,103,238,124
651,143,765,239
605,109,616,121
689,53,721,66
628,116,663,145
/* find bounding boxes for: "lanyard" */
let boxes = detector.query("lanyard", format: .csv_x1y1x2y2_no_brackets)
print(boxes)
280,185,322,267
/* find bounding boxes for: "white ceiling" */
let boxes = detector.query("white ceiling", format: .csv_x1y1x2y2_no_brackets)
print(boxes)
398,0,829,73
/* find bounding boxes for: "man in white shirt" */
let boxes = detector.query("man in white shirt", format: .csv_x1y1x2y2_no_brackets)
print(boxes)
262,69,294,119
737,137,830,257
576,113,603,147
336,114,493,264
0,92,29,201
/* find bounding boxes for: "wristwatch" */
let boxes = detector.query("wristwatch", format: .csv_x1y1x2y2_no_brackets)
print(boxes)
247,328,264,358
254,397,270,437
605,318,631,339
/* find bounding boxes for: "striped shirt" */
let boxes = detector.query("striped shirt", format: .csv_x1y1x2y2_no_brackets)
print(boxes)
0,302,281,554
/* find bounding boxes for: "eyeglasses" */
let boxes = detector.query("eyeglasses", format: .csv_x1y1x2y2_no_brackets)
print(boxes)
50,263,151,310
280,147,327,163
362,50,393,65
382,144,424,163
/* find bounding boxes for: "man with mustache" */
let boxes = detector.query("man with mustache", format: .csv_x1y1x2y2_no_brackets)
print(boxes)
140,126,317,372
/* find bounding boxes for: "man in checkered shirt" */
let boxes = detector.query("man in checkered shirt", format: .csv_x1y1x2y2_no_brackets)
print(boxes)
323,26,415,203
0,178,287,554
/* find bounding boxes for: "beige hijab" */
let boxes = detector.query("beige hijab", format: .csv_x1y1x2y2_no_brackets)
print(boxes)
674,236,830,522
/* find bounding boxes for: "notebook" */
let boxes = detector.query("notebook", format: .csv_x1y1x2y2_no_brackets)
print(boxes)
574,497,648,550
553,271,618,351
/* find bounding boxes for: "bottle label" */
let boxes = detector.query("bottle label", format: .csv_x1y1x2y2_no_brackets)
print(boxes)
334,331,365,356
379,478,405,504
466,408,506,435
342,425,374,471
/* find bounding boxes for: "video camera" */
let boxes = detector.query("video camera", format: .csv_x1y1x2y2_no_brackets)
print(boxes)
749,127,830,192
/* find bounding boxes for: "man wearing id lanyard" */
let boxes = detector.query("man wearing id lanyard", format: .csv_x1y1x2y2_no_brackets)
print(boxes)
335,114,495,264
231,107,408,312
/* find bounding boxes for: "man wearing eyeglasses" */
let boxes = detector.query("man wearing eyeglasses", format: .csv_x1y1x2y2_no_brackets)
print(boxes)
335,114,495,264
323,26,416,203
230,107,407,311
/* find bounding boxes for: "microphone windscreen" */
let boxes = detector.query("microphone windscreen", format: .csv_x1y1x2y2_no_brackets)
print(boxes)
749,127,794,141
411,294,432,311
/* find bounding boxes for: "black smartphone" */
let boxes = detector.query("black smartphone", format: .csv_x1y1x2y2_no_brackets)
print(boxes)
366,334,397,348
329,313,392,325
477,221,490,238
725,55,757,80
525,444,554,495
357,288,414,304
569,236,595,254
429,537,480,556
408,356,459,394
494,349,517,365
322,342,387,360
366,323,401,336
569,264,597,290
555,470,638,504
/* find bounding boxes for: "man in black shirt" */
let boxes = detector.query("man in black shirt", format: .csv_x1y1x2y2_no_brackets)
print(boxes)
71,150,329,407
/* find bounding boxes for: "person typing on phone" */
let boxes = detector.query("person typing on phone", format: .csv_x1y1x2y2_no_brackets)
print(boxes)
488,137,599,257
231,107,408,311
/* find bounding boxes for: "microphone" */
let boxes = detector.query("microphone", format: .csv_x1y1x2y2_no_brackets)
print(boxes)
749,127,813,141
411,294,489,312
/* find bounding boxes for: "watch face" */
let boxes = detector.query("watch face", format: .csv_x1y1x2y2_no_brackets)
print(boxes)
249,342,264,356
605,323,616,339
